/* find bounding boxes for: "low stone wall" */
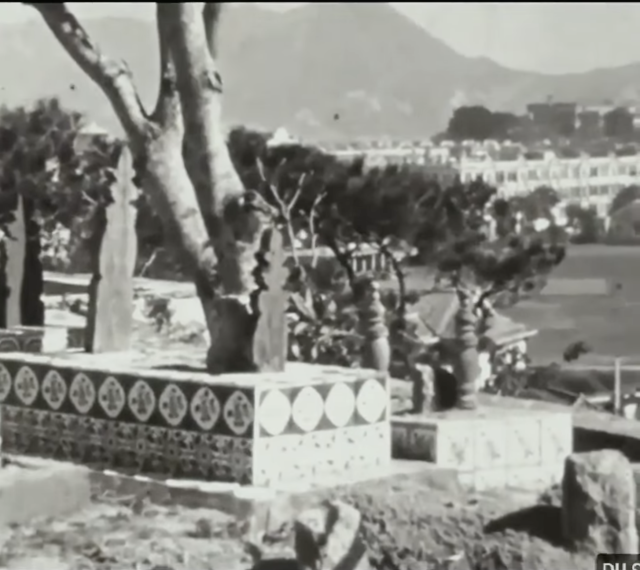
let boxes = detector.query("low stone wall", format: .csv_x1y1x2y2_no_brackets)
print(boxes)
0,325,85,353
392,399,573,491
0,352,390,487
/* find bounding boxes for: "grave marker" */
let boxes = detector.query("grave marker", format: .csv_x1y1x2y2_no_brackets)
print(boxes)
85,145,138,353
0,193,44,329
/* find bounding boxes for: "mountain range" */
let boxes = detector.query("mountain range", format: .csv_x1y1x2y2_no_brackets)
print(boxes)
2,3,640,140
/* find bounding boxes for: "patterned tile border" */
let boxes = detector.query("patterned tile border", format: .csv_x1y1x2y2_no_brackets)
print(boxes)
2,405,254,484
0,353,391,485
392,408,573,473
256,375,389,436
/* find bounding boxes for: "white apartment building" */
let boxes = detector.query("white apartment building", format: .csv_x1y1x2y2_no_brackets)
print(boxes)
449,151,640,217
331,144,640,217
332,147,428,168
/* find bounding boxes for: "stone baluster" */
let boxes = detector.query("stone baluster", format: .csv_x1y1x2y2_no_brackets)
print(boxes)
355,277,390,373
453,288,480,410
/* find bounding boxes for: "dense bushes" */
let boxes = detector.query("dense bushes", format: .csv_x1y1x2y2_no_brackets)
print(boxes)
0,99,568,375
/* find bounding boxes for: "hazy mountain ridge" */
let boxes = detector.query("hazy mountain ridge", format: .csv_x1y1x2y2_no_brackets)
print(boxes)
2,3,640,140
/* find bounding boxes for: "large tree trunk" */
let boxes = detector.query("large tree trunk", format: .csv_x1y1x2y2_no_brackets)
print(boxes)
29,2,288,373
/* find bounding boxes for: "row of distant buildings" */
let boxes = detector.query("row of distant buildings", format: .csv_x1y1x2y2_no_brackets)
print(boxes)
334,148,640,215
331,141,640,219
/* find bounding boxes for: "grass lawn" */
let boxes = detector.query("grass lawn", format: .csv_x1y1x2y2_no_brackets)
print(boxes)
518,245,640,363
403,244,640,365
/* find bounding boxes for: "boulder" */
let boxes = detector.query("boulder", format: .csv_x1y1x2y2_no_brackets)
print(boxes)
294,500,370,570
562,449,638,553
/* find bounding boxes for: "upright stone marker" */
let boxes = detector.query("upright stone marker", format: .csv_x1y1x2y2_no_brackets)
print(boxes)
3,193,26,328
0,193,44,329
22,197,45,327
85,145,138,352
251,227,288,371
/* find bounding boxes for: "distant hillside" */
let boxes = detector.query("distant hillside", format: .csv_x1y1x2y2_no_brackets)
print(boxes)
3,3,640,140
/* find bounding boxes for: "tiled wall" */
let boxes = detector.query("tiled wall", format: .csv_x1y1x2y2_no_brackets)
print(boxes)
392,408,573,491
0,353,390,486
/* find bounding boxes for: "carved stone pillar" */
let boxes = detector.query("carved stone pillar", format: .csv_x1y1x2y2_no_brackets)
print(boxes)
355,277,390,373
453,289,480,410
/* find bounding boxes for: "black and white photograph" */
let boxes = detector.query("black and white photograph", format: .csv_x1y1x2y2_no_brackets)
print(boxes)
0,3,637,568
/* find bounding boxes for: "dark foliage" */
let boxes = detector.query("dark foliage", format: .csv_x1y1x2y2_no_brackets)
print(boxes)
610,184,640,216
0,102,567,376
0,99,130,271
510,186,560,223
565,203,602,244
446,106,522,141
604,107,634,139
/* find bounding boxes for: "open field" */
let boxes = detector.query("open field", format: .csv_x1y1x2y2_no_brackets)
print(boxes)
515,245,640,363
404,245,640,365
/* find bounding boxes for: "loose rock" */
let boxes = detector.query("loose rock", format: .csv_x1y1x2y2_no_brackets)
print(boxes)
562,449,638,553
294,500,370,570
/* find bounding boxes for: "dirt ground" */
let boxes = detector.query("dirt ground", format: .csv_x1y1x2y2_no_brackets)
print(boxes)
0,471,594,570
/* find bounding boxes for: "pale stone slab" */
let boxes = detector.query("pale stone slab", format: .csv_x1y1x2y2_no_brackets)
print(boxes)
392,401,572,492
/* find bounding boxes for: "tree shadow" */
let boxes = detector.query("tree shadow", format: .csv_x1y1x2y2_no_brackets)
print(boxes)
153,363,206,373
484,505,565,548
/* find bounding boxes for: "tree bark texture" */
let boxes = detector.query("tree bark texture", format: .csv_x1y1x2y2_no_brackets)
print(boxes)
28,2,287,373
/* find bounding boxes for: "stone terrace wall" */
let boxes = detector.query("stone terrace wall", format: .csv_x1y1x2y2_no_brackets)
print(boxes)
0,353,390,487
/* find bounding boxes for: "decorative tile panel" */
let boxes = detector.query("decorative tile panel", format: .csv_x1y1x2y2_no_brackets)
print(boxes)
0,354,391,486
505,418,541,467
437,421,474,470
391,405,572,493
253,423,390,487
474,420,507,469
255,373,388,436
392,422,433,461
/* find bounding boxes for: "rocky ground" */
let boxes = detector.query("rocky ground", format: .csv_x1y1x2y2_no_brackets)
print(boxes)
0,316,596,569
0,472,593,570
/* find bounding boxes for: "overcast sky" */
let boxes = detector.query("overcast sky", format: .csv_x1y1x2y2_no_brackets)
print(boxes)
4,2,640,74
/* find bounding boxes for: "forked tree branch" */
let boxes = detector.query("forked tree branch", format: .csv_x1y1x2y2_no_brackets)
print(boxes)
26,3,149,143
27,3,218,287
161,3,244,218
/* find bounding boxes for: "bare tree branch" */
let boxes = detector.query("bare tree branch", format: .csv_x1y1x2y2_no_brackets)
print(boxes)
160,3,244,219
152,3,181,129
203,3,223,57
309,192,326,268
256,158,306,265
26,3,149,143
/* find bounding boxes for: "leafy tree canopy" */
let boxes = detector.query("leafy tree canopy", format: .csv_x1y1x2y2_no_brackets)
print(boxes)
446,106,521,141
610,184,640,215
